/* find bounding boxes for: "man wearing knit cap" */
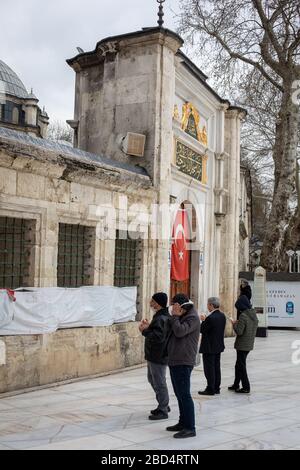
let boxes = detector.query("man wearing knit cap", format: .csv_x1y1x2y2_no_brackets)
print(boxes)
166,293,200,439
139,292,171,420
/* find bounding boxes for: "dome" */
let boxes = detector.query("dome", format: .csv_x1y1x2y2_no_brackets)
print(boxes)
0,60,29,99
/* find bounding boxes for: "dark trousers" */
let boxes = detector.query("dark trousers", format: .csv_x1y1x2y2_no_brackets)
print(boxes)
202,353,221,393
169,365,195,432
234,350,250,390
147,361,169,414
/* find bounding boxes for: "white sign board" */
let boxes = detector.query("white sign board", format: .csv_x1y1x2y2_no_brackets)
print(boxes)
249,280,300,327
266,281,300,327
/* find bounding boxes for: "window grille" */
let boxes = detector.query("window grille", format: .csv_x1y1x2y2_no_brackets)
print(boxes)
0,217,35,289
114,231,141,287
57,223,94,287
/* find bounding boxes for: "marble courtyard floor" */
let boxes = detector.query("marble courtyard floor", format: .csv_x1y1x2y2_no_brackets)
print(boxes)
0,329,300,450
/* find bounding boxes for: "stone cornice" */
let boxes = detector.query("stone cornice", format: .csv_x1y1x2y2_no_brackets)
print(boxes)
0,139,153,191
226,106,247,120
67,27,183,71
0,121,40,136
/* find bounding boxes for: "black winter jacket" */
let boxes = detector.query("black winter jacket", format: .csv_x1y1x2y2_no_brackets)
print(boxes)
199,310,226,354
142,308,170,364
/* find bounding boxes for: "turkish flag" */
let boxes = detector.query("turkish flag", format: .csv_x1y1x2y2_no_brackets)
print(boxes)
171,209,190,281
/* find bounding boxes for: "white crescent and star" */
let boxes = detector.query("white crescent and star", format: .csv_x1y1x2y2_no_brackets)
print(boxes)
174,222,186,261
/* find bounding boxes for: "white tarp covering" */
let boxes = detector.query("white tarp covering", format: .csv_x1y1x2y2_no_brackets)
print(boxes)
0,290,14,328
0,286,137,335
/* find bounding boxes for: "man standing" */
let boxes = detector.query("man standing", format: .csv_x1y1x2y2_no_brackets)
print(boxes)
198,297,226,396
139,292,170,420
166,293,200,439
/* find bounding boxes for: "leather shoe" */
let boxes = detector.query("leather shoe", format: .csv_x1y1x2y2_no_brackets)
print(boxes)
166,423,184,432
151,406,171,415
173,429,196,439
228,385,239,391
148,412,168,420
198,390,215,396
235,388,250,394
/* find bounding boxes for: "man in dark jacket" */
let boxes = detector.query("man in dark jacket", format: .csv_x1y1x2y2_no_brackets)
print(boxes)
198,297,226,396
228,295,258,393
139,292,170,420
166,293,200,439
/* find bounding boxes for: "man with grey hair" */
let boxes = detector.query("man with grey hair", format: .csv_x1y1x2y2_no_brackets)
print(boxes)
198,297,226,396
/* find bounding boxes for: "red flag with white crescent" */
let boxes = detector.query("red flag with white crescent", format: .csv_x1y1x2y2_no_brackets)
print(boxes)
171,209,190,281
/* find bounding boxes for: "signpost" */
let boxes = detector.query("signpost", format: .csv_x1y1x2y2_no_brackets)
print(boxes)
252,266,268,337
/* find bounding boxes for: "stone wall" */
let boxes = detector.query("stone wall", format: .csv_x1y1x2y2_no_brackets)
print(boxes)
0,322,144,394
0,135,154,393
0,138,156,314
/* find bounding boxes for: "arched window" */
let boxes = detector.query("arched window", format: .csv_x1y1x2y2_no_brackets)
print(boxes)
1,101,13,122
21,109,26,125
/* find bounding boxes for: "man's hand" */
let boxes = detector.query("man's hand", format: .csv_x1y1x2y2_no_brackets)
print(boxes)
200,313,206,322
139,319,149,332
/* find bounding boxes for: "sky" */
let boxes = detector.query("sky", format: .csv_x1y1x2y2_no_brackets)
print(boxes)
0,0,182,123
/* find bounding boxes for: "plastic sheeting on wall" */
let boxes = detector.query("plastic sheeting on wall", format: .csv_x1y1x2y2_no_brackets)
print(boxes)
0,286,137,335
0,290,14,329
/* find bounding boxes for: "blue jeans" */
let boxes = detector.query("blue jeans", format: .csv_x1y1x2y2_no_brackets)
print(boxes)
169,365,195,432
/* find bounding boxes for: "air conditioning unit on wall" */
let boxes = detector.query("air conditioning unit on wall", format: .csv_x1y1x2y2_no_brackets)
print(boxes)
121,132,146,157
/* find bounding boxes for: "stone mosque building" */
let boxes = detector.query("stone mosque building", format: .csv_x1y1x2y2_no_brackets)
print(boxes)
0,60,49,137
0,13,251,392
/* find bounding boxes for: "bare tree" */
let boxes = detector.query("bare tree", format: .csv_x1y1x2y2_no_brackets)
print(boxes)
47,119,73,144
178,0,300,271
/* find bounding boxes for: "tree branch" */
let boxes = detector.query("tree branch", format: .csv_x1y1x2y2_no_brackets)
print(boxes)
252,0,286,63
260,31,284,76
207,28,283,91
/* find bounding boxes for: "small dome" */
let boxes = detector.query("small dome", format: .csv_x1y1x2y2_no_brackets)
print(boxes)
0,60,29,99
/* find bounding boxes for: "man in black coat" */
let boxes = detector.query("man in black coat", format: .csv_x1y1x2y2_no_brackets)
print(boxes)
139,292,171,420
198,297,226,396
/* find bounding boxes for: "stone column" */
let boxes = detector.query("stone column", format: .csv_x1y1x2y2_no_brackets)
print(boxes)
24,94,38,127
220,108,246,316
154,35,182,294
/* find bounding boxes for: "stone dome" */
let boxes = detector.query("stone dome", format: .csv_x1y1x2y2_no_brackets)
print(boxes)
0,60,29,99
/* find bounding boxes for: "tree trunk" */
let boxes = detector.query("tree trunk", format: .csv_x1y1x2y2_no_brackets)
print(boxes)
260,78,299,271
